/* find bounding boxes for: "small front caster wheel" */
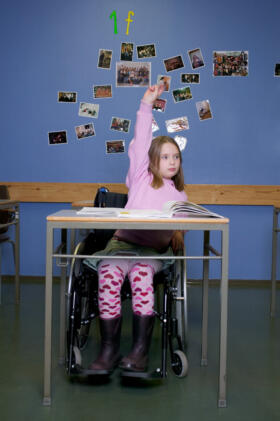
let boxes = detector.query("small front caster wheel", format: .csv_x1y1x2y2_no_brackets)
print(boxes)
171,350,188,378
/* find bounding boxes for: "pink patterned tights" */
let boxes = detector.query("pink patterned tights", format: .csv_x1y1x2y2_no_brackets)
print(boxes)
97,259,162,319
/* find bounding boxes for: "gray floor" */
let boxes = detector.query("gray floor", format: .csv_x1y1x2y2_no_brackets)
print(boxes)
0,280,280,421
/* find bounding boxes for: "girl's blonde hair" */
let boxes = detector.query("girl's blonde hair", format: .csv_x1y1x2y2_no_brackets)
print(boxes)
148,136,185,191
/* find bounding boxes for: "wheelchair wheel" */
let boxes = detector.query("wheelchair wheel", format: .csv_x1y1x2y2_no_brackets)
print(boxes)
77,293,92,350
66,241,98,374
68,241,86,294
67,241,94,351
66,288,83,374
174,250,188,351
73,345,82,366
171,349,188,378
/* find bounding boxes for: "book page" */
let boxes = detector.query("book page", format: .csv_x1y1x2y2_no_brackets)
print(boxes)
163,201,224,218
76,207,120,216
76,207,172,218
117,209,172,218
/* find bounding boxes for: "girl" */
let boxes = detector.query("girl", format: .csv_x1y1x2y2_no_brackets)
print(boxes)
87,84,188,373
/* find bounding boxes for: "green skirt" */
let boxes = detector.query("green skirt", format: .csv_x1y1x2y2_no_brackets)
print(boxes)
83,238,174,272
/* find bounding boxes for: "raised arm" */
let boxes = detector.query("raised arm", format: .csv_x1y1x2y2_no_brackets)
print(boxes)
126,85,165,188
142,84,165,105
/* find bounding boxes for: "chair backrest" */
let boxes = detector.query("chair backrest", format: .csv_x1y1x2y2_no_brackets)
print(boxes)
84,188,128,254
94,187,128,208
0,185,11,236
0,185,9,200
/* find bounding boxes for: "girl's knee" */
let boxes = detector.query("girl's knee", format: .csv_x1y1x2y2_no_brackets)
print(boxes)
98,262,125,319
129,262,155,277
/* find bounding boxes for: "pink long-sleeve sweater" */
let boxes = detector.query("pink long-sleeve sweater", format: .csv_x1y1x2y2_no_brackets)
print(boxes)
115,100,188,251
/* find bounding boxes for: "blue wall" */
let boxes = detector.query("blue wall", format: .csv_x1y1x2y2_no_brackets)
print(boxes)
0,0,279,279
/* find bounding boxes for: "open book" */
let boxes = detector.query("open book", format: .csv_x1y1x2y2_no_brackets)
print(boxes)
76,207,171,218
162,201,223,218
76,201,223,219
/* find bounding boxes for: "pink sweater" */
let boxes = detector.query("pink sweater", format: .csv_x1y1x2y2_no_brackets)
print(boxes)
115,100,188,251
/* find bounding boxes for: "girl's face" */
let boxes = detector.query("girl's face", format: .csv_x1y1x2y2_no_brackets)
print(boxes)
158,142,180,179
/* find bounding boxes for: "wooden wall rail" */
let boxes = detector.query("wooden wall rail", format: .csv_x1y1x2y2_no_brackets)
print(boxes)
1,182,280,206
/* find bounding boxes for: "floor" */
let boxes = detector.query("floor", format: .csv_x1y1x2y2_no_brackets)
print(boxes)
0,279,280,421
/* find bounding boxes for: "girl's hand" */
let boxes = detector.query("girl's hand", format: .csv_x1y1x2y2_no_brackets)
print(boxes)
171,231,184,252
142,84,165,105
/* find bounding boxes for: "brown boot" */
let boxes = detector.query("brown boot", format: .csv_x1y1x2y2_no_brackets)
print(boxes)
89,316,122,373
119,314,155,372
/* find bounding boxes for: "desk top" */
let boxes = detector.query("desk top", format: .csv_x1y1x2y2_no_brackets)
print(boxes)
47,209,229,224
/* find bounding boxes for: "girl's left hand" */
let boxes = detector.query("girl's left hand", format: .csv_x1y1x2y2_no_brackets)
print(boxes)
142,84,165,105
171,231,184,252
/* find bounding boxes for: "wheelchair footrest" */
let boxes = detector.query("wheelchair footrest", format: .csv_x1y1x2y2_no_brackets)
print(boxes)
69,365,111,376
121,368,162,379
83,368,112,376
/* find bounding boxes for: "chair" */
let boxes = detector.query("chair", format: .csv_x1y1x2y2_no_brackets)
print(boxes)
0,185,16,304
65,188,188,379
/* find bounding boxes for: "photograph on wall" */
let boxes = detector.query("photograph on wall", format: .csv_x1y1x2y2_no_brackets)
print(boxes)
196,100,213,121
152,98,167,112
188,48,205,69
213,51,248,76
93,85,112,98
97,49,113,69
165,117,189,133
152,118,159,133
163,55,184,72
78,102,99,118
181,73,200,84
157,75,171,91
110,117,131,133
274,63,280,76
75,123,95,140
116,62,151,87
57,91,77,103
172,86,192,103
106,140,125,154
137,44,156,59
174,135,187,151
120,42,134,61
48,130,67,145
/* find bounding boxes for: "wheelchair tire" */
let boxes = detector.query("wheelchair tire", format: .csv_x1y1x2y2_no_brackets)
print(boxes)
171,350,188,378
77,300,91,351
76,275,94,350
73,345,82,366
174,255,188,351
67,241,94,351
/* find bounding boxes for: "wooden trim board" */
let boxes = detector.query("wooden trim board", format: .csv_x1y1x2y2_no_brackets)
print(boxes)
1,182,279,206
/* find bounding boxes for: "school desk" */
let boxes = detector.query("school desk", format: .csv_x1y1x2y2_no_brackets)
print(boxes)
43,210,229,408
0,199,20,304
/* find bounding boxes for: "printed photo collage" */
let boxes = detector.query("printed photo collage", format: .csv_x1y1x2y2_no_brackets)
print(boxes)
49,44,250,152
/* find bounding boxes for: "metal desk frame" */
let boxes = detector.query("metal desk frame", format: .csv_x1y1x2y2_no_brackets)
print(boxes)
271,207,280,317
43,210,229,408
0,200,20,304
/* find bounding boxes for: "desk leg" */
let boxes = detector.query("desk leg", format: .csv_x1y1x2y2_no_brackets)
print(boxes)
201,231,209,366
15,206,20,304
43,223,53,406
59,229,67,365
218,225,229,408
270,208,278,318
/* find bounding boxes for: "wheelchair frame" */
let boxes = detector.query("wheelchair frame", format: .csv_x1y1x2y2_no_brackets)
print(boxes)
65,241,189,379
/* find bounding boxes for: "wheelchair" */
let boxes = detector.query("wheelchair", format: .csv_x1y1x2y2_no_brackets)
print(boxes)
65,188,188,379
